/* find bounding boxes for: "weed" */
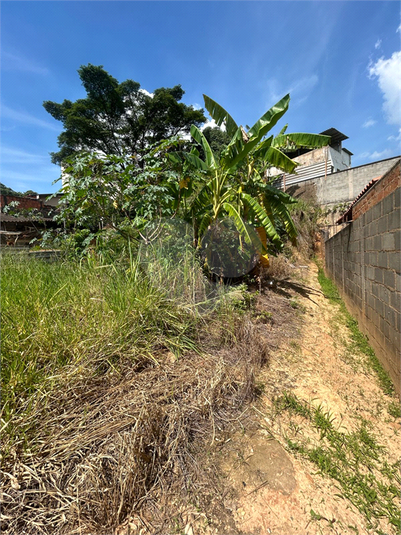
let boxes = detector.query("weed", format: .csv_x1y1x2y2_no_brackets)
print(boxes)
289,299,307,313
316,263,394,396
387,401,401,419
275,392,401,532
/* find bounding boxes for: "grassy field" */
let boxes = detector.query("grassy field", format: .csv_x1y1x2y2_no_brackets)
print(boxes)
1,249,265,534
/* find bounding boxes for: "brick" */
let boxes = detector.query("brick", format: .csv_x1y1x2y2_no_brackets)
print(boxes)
384,269,395,289
373,235,381,250
374,267,384,284
377,252,388,268
382,233,395,251
390,290,400,311
383,193,394,214
388,208,400,231
374,296,384,317
395,273,401,292
394,231,400,252
371,203,382,221
395,188,401,208
388,252,401,273
379,284,390,305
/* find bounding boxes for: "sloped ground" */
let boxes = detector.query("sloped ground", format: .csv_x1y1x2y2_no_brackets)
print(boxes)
217,262,400,535
3,259,399,535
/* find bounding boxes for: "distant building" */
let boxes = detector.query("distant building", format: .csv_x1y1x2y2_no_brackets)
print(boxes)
267,128,353,188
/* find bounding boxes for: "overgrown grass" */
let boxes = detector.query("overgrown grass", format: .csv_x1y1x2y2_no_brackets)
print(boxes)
1,249,266,534
316,262,395,397
275,392,401,532
1,251,206,451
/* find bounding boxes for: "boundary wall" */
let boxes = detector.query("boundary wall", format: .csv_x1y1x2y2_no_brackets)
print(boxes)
324,160,401,395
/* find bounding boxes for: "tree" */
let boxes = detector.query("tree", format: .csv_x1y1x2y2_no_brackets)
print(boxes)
202,126,231,158
43,64,206,165
170,93,330,255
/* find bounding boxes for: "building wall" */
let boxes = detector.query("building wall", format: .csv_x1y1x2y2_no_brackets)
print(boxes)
286,156,400,207
324,161,401,395
0,194,43,211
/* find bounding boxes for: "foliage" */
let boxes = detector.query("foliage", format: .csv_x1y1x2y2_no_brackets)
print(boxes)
43,64,206,165
317,262,395,397
0,183,22,196
170,94,330,261
54,137,186,235
0,252,199,431
275,392,400,531
202,126,231,158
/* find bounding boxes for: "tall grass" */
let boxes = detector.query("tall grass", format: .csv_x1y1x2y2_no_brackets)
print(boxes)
1,251,201,448
1,249,266,534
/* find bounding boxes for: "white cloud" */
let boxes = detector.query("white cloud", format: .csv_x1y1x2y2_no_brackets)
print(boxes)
362,118,376,128
369,50,401,126
356,149,392,161
374,39,382,50
139,89,154,98
201,119,226,132
1,51,49,75
397,24,401,33
1,146,49,164
1,105,61,131
387,128,401,142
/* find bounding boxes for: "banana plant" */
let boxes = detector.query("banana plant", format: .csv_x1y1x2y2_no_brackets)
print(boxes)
170,93,330,255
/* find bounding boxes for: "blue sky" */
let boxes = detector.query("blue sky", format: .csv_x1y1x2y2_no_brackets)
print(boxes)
1,1,400,194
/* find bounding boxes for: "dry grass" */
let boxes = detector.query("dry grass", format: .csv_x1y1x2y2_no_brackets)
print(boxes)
1,313,268,534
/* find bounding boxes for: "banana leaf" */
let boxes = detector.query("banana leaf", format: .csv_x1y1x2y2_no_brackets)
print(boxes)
247,94,290,140
265,146,298,173
203,94,238,138
241,193,282,248
223,202,266,253
190,125,216,169
272,132,330,151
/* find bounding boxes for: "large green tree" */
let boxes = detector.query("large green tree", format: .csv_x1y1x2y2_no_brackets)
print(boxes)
43,64,206,165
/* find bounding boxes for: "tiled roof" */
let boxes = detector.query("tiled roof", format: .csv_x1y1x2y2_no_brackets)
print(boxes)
0,214,53,222
337,176,381,224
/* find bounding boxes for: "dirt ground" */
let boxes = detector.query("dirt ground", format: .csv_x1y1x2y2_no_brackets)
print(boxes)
216,261,400,535
116,261,400,535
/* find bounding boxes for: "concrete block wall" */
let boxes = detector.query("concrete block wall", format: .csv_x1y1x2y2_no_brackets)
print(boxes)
325,161,401,395
286,156,400,207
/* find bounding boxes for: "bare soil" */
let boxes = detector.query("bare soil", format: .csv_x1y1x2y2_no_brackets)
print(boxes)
117,261,400,535
216,262,400,535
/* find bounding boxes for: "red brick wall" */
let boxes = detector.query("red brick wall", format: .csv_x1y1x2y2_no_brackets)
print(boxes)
0,195,44,210
353,161,401,221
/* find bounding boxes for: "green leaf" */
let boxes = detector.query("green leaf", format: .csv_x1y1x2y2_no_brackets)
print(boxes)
190,125,216,169
197,212,213,239
265,146,298,173
251,136,274,161
181,152,210,171
222,202,265,253
247,94,290,140
221,126,261,170
272,132,330,151
278,124,288,136
203,94,238,138
266,195,298,242
241,193,282,248
260,182,297,204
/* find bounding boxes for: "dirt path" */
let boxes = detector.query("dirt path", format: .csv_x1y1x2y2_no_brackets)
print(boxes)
219,261,400,535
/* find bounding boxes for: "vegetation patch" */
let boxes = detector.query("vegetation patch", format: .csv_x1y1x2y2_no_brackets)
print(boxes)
1,252,268,534
316,263,395,397
274,392,401,532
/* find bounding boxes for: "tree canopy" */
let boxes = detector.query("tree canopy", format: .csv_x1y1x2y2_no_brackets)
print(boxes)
43,64,206,165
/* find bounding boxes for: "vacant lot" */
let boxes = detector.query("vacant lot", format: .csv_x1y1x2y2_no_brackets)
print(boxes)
1,253,399,534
